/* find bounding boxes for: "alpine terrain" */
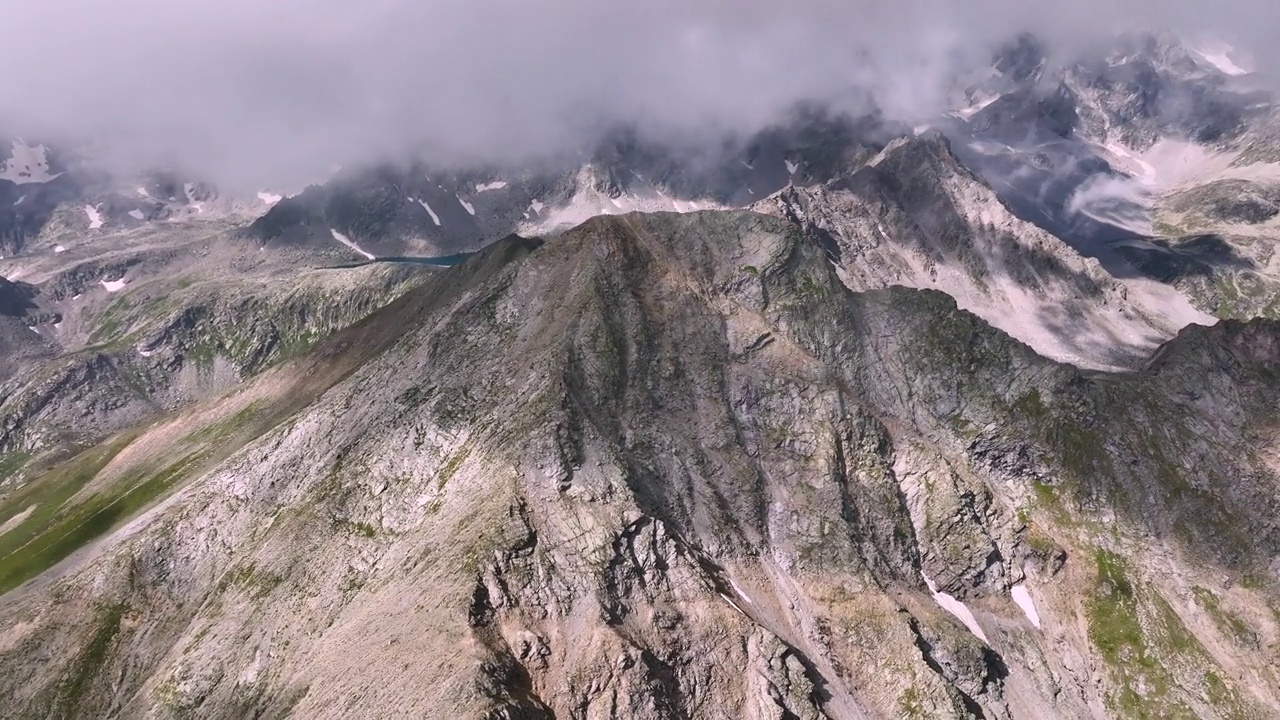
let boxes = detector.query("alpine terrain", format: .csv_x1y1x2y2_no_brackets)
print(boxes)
0,28,1279,720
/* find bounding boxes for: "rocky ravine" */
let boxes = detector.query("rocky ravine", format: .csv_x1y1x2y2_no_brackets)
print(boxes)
0,211,1278,719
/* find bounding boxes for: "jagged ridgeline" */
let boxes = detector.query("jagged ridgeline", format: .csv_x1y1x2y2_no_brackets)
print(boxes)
1,211,1277,719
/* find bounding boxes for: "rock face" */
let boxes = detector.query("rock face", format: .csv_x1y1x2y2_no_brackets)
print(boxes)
1,212,1278,719
0,276,55,382
752,134,1211,370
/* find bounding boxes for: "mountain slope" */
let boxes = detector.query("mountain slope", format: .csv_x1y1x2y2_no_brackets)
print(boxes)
1,211,1277,719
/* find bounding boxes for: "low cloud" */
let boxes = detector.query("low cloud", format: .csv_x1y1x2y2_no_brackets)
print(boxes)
2,0,1276,188
1067,174,1155,237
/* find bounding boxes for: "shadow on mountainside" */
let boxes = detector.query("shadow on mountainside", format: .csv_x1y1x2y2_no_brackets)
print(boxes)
1107,233,1257,283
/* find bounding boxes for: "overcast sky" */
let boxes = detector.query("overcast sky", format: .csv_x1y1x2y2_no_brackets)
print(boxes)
2,0,1276,188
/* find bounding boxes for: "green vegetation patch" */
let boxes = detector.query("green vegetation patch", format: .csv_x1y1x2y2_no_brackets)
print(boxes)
0,435,137,556
0,450,32,487
48,601,129,719
1013,388,1048,420
186,403,263,445
897,684,928,720
1086,548,1190,718
0,436,208,595
221,563,285,600
86,295,136,346
1191,586,1256,647
1088,549,1144,664
1086,548,1249,719
436,445,473,491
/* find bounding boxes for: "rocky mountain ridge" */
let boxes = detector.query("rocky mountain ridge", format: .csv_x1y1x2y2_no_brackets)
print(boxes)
0,212,1277,718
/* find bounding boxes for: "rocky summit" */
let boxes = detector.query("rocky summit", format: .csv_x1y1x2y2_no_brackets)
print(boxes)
1,27,1280,720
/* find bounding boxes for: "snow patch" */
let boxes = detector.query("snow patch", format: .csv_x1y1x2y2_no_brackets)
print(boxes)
923,573,989,643
1196,47,1248,76
1103,141,1157,184
718,592,751,619
953,92,1003,121
238,648,265,686
520,166,724,234
257,191,283,205
136,187,150,198
0,141,62,185
101,278,127,292
54,245,66,253
726,577,754,606
1011,585,1041,628
13,195,24,206
475,180,508,193
456,195,475,215
0,505,38,536
330,229,376,260
416,198,441,226
128,209,145,221
84,205,104,229
785,159,799,175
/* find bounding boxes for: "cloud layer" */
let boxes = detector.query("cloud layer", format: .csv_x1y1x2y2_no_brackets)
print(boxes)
2,0,1276,188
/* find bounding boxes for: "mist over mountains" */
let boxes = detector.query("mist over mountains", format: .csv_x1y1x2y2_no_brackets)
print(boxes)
4,0,1278,189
